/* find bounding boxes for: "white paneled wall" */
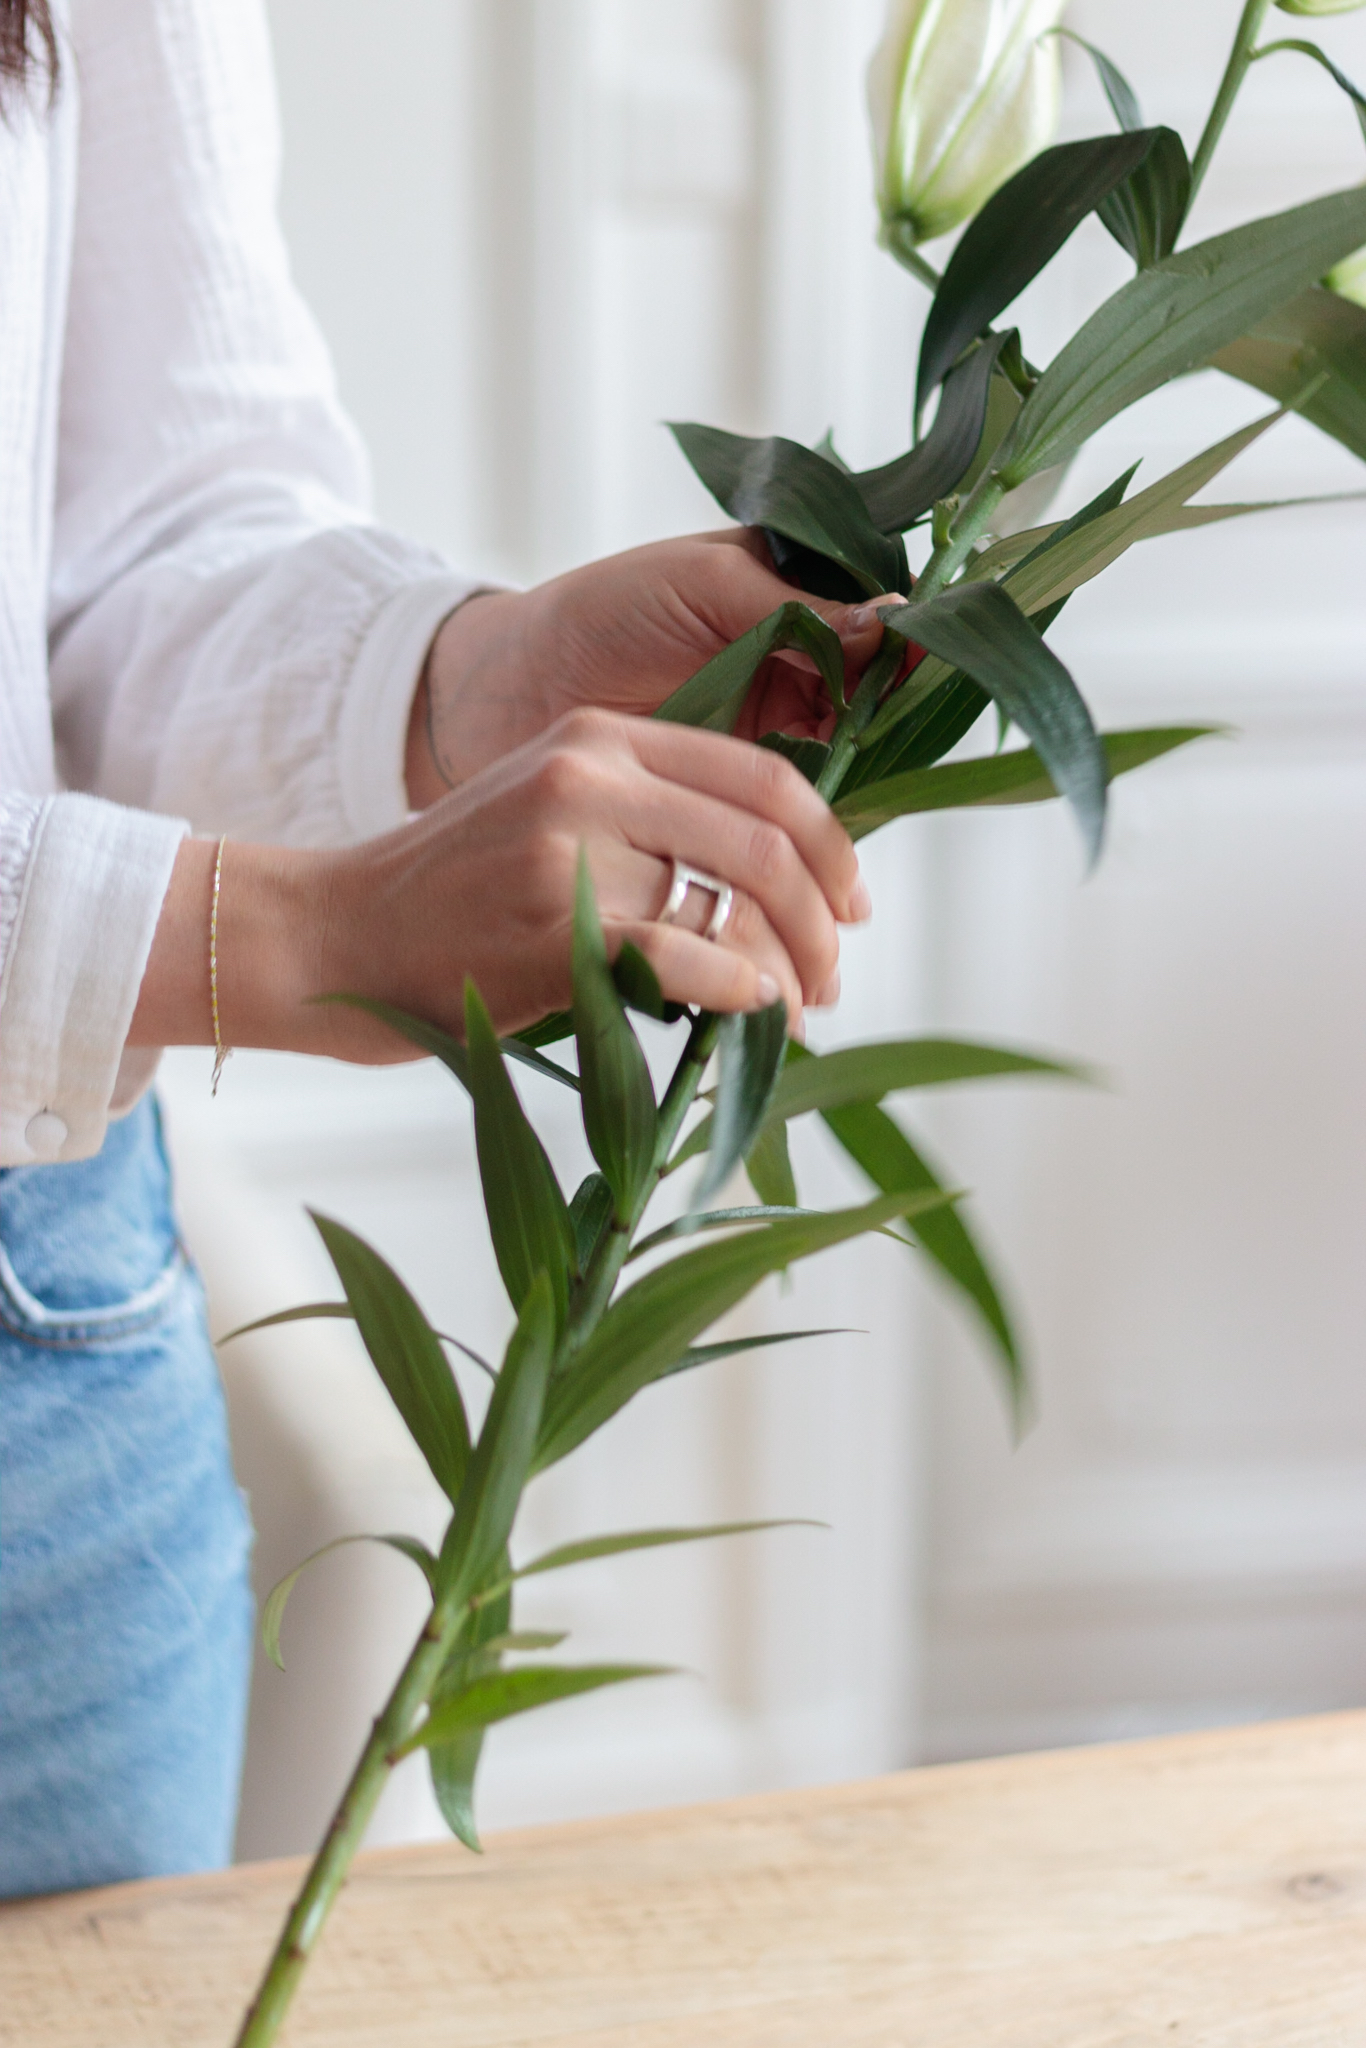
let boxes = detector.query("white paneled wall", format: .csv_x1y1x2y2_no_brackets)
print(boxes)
157,1,1366,1857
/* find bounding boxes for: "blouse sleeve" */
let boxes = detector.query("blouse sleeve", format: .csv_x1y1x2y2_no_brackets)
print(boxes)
47,0,479,846
0,0,481,1166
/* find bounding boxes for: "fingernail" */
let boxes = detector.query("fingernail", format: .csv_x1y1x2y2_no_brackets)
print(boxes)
849,877,873,922
817,969,841,1008
755,972,783,1009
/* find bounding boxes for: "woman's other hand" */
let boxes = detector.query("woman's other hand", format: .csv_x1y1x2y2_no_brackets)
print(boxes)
407,531,905,803
129,710,871,1061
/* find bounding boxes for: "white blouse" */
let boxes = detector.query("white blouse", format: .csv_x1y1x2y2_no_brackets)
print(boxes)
0,0,477,1167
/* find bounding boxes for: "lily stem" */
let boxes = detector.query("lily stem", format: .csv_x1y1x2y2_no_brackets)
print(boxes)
1189,0,1274,205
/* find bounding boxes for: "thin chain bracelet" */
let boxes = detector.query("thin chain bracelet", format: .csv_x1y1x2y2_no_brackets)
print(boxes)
210,834,233,1096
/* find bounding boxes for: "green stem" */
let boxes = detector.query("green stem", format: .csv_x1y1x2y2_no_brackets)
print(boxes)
911,471,1007,608
1189,0,1274,205
233,1586,469,2047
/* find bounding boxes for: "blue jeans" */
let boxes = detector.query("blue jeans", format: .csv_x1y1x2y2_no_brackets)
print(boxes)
0,1097,253,1897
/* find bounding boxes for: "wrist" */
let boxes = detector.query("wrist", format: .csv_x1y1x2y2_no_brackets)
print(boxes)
405,587,536,803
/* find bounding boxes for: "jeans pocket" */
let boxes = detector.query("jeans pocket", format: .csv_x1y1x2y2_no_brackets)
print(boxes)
0,1237,188,1348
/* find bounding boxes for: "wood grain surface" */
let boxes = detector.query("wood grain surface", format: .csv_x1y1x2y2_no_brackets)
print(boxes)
3,1712,1365,2047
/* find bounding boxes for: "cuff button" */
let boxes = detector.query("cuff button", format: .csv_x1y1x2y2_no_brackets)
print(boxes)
25,1111,68,1158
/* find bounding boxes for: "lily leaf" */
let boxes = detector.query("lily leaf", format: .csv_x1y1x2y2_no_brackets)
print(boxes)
310,1213,471,1504
696,1001,789,1205
262,1533,436,1672
669,422,907,597
1212,285,1366,468
745,1113,799,1208
465,980,577,1325
534,1188,955,1470
400,1665,673,1754
611,940,687,1023
654,600,849,734
573,852,657,1223
994,182,1366,487
511,1518,823,1583
427,1578,512,1850
855,332,1015,532
438,1273,555,1605
835,726,1218,840
569,1171,616,1275
318,992,579,1094
878,583,1108,863
917,132,1165,415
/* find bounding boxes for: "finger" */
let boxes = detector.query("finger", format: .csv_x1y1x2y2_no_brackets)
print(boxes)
606,773,840,1005
614,716,870,925
589,842,804,1027
614,918,803,1033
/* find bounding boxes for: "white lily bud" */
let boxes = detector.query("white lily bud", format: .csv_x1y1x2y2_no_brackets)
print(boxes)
868,0,1068,248
1274,1,1366,17
1326,243,1366,305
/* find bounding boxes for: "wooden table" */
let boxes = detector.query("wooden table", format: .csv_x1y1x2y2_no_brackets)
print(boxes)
4,1712,1365,2046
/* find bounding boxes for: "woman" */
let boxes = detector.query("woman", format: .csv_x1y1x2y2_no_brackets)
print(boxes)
0,0,891,1898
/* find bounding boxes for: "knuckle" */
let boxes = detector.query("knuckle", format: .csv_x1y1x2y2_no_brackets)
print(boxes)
558,704,618,750
746,819,793,888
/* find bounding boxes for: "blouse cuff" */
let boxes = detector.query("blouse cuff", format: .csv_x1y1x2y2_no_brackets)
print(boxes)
336,574,491,841
0,793,187,1165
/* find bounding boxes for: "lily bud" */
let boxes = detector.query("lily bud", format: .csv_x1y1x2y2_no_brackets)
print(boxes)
1274,1,1366,16
1326,243,1366,305
868,0,1068,249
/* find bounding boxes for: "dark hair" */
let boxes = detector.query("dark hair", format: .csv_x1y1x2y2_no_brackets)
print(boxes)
1,0,56,93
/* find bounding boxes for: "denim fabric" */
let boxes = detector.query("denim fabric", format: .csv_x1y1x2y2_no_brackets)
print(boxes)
0,1097,253,1898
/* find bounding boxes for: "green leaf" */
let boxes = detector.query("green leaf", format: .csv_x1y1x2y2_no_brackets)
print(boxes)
697,1001,789,1205
654,600,849,734
838,673,991,795
465,980,577,1325
535,1189,955,1470
573,852,657,1223
757,731,834,787
855,332,1015,533
400,1664,673,1753
1213,284,1366,466
994,182,1366,486
438,1273,555,1605
216,1299,497,1382
511,1518,822,1582
669,423,907,597
817,1091,1025,1416
1053,27,1143,130
916,133,1164,415
835,726,1219,840
310,1214,471,1503
629,1204,816,1264
262,1533,436,1672
318,992,580,1093
769,1037,1084,1120
611,940,687,1023
1098,128,1191,271
427,1578,511,1851
878,582,1108,863
569,1171,616,1275
513,1010,576,1051
1255,38,1366,148
976,411,1284,622
746,1114,798,1208
662,1329,853,1379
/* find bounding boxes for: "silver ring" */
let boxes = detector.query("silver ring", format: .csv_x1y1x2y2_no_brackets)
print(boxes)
657,859,734,943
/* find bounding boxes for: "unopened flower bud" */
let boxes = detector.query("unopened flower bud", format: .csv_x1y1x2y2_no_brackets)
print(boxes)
868,0,1067,248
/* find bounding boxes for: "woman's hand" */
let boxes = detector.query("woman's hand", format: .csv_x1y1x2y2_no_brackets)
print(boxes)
129,709,870,1060
407,531,905,803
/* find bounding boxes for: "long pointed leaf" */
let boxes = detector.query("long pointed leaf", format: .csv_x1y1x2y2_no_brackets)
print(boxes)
217,1299,496,1381
465,981,577,1325
535,1188,955,1470
317,993,579,1093
697,1001,788,1205
835,726,1217,840
917,132,1162,414
573,852,657,1222
400,1665,672,1753
669,423,907,597
310,1214,471,1503
1213,285,1366,467
427,1578,511,1851
770,1038,1083,1121
262,1533,436,1671
879,583,1107,863
439,1273,555,1604
855,332,1013,532
654,600,848,733
996,182,1366,486
512,1518,823,1582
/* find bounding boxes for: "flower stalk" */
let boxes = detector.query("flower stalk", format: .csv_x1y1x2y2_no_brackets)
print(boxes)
1189,0,1277,201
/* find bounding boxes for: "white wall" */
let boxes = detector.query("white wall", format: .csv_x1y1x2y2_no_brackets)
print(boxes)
158,0,1366,1857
